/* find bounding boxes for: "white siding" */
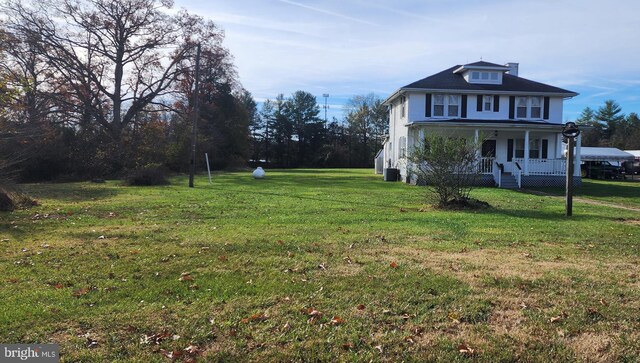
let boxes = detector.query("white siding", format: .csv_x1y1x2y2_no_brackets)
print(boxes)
548,97,563,123
408,92,426,122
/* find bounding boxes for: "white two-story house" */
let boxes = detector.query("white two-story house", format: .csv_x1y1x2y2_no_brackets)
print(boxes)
383,61,581,188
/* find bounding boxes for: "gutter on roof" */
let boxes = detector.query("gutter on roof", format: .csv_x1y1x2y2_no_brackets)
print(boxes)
405,120,564,129
453,65,509,74
398,87,578,98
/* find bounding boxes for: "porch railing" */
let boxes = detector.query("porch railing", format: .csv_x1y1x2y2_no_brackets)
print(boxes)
478,157,494,174
513,158,566,176
514,162,522,188
495,162,503,187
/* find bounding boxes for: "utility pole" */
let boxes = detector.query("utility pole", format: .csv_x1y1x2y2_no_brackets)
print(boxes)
189,44,201,188
322,93,329,127
562,122,580,216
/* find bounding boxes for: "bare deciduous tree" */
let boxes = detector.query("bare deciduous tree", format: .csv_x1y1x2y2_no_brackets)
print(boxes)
3,0,203,141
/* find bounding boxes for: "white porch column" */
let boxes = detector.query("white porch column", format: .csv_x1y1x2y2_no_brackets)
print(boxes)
556,133,564,159
524,130,530,175
574,133,582,177
474,129,480,159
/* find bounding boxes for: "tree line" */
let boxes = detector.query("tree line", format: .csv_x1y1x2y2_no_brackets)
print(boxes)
575,100,640,149
0,0,255,182
251,92,388,168
0,0,388,184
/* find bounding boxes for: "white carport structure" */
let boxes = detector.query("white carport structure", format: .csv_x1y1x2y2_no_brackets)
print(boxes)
625,150,640,161
579,147,635,165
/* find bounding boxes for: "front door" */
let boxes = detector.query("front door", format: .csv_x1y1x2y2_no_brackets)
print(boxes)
481,140,496,158
481,140,497,174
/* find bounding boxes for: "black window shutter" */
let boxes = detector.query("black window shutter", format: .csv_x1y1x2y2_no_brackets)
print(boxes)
461,95,467,118
476,95,482,112
425,94,431,117
509,96,515,119
542,139,548,159
493,95,500,112
543,97,550,119
507,139,514,161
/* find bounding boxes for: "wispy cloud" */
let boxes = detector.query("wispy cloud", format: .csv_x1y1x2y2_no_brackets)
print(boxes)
275,0,379,26
175,0,640,117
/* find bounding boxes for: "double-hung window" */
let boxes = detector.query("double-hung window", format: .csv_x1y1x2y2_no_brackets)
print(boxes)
433,94,460,117
516,97,528,118
433,95,445,116
483,96,492,111
516,96,543,119
530,97,541,118
447,95,459,116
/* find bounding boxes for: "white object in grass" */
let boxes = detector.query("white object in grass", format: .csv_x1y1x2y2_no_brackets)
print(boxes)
253,167,265,179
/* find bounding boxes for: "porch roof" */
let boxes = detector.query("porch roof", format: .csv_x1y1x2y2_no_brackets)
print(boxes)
406,119,563,130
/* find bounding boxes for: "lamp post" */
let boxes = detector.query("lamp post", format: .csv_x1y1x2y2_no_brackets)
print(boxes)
562,122,580,216
322,93,329,127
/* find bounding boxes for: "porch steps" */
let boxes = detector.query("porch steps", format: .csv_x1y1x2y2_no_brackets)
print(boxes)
499,173,519,189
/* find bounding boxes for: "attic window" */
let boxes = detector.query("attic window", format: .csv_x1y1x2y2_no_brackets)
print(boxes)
468,71,500,84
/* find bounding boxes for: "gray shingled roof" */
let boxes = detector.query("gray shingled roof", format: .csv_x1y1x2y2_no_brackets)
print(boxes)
402,65,576,95
459,61,508,68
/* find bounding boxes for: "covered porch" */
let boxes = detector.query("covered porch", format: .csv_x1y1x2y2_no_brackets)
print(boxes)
408,121,582,188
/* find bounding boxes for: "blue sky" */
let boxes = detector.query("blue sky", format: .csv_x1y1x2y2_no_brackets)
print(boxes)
175,0,640,122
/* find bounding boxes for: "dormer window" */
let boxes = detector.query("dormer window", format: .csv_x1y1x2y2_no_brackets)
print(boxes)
466,71,501,84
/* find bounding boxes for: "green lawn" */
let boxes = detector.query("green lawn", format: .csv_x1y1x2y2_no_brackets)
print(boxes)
1,169,639,362
530,178,640,209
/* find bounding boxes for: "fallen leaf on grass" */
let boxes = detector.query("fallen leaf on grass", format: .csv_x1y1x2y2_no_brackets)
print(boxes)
549,315,563,323
218,255,228,262
72,287,93,297
599,299,608,306
330,316,345,325
341,342,353,350
282,321,291,331
356,304,365,311
318,263,327,270
86,337,98,349
7,278,19,284
160,349,183,361
343,256,353,264
374,345,383,353
390,262,398,269
179,272,193,282
458,343,475,356
241,313,268,324
184,345,199,355
304,307,323,325
141,332,171,345
403,336,415,344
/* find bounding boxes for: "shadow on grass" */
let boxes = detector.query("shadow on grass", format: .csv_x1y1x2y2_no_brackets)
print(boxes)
481,207,594,221
19,182,119,203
